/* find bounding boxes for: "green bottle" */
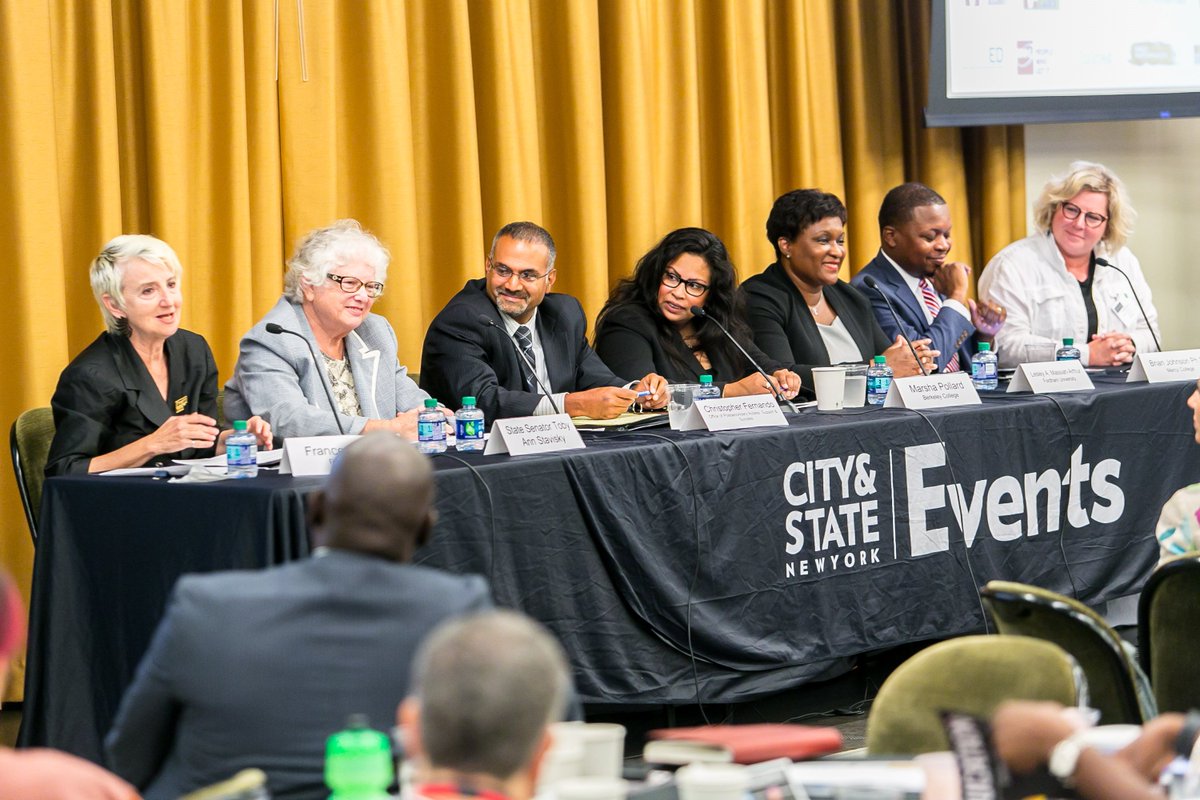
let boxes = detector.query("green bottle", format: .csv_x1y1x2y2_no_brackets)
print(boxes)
325,714,393,799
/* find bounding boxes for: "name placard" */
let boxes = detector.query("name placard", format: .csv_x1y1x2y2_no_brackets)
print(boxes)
884,372,981,409
1006,360,1094,394
674,395,788,431
483,414,586,456
1126,349,1200,384
279,435,359,476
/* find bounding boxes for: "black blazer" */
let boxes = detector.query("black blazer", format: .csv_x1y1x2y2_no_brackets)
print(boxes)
594,302,785,387
740,262,891,388
420,278,623,420
46,330,220,476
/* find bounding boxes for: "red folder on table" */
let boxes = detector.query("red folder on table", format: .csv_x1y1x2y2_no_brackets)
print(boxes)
644,723,843,765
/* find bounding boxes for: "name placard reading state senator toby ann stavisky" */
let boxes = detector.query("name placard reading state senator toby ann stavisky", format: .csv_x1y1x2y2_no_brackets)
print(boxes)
483,414,585,456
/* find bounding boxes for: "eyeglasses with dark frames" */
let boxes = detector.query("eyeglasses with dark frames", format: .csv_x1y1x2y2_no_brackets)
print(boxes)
1060,202,1108,229
327,273,385,298
662,269,709,298
488,260,554,284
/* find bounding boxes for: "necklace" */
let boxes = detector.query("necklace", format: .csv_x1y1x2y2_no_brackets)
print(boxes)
807,294,826,317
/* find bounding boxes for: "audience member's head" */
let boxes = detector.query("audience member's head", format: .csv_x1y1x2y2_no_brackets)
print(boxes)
308,432,436,562
399,611,570,800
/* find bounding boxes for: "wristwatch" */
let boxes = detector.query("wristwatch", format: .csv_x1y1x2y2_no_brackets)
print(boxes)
1048,736,1085,786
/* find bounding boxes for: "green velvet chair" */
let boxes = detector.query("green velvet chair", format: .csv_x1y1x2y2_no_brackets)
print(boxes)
10,407,55,543
981,580,1150,724
866,635,1081,756
1138,554,1200,713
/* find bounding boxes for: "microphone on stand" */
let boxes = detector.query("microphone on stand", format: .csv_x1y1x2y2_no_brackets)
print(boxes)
265,322,347,435
1096,257,1162,353
861,276,929,377
689,307,800,413
476,315,564,416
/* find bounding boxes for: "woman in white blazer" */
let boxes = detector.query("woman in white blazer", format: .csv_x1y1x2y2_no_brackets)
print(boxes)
978,161,1160,369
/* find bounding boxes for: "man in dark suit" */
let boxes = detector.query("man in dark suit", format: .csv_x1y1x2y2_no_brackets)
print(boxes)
851,183,1006,372
105,433,491,800
420,221,665,421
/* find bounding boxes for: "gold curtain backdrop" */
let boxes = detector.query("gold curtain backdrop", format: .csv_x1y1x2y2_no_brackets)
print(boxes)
0,0,1024,697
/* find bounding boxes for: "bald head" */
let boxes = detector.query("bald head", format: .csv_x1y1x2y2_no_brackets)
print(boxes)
309,432,436,562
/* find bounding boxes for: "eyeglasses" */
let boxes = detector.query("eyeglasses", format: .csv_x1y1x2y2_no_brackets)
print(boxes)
488,260,554,284
662,269,709,298
327,273,385,298
1060,202,1108,229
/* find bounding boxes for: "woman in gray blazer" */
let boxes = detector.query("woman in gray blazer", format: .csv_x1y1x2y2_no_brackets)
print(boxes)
223,220,442,440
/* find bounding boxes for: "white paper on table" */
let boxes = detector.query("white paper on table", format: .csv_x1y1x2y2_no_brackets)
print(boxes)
173,449,283,468
100,464,192,477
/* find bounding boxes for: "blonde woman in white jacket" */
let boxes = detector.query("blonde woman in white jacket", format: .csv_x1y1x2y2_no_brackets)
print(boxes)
978,161,1160,369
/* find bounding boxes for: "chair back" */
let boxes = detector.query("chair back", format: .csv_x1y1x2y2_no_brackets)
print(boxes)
866,635,1080,756
981,580,1148,724
10,407,55,543
1138,554,1200,713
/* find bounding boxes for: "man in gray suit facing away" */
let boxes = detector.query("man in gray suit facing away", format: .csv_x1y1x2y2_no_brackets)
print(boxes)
105,433,491,800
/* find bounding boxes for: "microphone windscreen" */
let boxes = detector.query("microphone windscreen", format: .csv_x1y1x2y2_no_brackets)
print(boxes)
689,306,706,317
477,314,496,327
862,276,878,289
1095,257,1112,267
265,323,284,334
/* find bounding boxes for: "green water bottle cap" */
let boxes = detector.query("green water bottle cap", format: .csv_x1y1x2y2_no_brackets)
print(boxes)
233,420,248,431
462,396,476,406
1063,338,1074,346
873,355,886,364
978,343,991,352
424,398,437,409
699,374,714,385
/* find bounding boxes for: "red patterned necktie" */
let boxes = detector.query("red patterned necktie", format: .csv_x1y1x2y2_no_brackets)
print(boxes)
919,278,959,372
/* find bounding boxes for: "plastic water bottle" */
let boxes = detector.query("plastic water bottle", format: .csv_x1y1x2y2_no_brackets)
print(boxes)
455,396,485,452
325,714,393,800
225,420,258,478
971,342,999,391
1056,337,1082,361
695,374,721,401
866,356,893,405
417,398,447,454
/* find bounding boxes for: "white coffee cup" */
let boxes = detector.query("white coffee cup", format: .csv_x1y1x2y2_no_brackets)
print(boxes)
811,366,847,410
675,762,749,800
551,722,626,780
537,731,585,793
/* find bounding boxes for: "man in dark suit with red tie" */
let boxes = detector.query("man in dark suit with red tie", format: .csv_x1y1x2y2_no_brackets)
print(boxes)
851,183,1006,372
419,221,665,421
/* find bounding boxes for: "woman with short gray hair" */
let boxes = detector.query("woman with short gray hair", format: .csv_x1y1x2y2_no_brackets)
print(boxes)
46,235,272,475
223,219,440,440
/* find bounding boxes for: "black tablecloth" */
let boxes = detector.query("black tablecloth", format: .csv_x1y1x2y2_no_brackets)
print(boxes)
20,374,1200,764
